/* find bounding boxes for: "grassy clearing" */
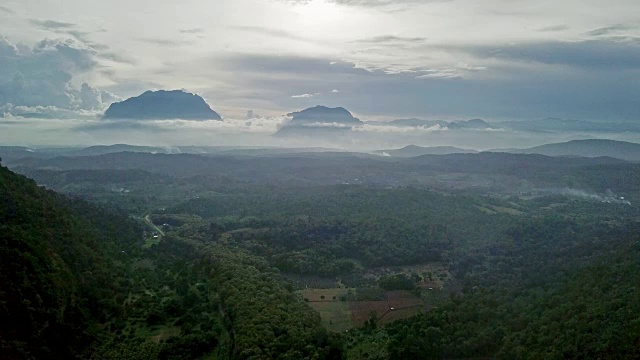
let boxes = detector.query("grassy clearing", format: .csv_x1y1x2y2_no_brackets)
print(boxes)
299,288,354,302
136,325,181,343
309,301,353,332
490,205,524,215
143,237,161,249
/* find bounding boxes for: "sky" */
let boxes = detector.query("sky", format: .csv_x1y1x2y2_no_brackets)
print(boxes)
0,0,639,146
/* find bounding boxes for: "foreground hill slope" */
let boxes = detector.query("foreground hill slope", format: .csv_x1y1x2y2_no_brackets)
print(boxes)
0,160,337,359
0,161,141,359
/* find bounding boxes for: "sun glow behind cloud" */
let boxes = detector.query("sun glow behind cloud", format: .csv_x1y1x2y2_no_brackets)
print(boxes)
292,0,346,26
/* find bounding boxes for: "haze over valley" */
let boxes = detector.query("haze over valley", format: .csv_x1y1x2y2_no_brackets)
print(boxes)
2,1,640,359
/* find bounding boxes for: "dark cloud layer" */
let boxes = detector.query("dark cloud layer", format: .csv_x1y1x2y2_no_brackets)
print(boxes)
215,47,640,121
355,35,427,43
0,5,14,14
30,19,76,30
0,37,118,113
586,24,637,37
448,39,640,70
537,25,569,32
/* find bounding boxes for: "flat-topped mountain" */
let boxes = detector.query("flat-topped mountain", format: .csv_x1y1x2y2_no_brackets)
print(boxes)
102,90,222,120
286,106,363,126
275,105,363,136
448,118,496,130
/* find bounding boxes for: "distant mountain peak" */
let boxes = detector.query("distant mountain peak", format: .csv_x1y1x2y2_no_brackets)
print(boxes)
275,105,363,137
286,105,363,125
102,89,222,120
448,118,496,129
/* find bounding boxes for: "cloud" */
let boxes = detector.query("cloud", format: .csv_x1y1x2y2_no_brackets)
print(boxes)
416,62,486,79
416,69,462,79
586,24,637,37
453,39,640,70
206,48,640,122
179,28,204,34
355,35,427,43
332,89,340,93
25,22,134,67
98,51,137,65
0,104,101,120
0,5,14,14
219,54,368,77
291,93,315,98
537,25,569,32
136,38,194,46
298,121,353,128
0,36,120,115
74,116,290,134
353,124,447,133
232,26,311,42
30,19,76,30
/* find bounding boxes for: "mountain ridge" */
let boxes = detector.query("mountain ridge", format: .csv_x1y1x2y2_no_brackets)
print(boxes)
506,139,640,162
376,144,478,157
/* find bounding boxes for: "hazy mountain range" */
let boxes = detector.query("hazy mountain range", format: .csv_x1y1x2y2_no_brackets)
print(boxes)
376,145,478,157
98,90,640,137
498,118,640,133
3,139,640,163
506,139,640,162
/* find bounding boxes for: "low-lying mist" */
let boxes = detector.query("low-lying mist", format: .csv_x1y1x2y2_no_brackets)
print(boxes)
536,188,632,206
2,116,640,151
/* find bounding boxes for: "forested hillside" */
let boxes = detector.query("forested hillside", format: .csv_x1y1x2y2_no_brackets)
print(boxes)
3,149,640,359
0,161,339,359
345,217,640,359
0,161,142,358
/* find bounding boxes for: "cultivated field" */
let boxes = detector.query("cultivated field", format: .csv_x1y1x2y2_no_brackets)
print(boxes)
300,286,429,331
308,301,353,332
299,288,354,302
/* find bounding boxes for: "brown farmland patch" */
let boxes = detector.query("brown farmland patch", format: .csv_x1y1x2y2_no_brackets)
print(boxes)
381,306,424,324
385,290,424,309
349,301,390,327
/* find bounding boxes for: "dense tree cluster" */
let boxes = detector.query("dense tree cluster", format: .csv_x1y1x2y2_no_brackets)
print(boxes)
346,216,640,359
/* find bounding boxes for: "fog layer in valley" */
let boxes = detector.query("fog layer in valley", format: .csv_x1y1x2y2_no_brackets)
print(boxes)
3,116,640,151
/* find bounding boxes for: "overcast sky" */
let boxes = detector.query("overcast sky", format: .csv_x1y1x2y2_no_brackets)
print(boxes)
1,0,639,122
